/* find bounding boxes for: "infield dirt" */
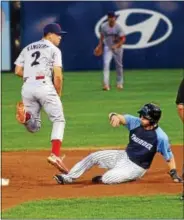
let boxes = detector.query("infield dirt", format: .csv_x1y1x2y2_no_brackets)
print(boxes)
2,146,183,210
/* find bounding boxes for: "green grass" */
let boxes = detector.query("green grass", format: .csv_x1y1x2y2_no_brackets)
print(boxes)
2,195,183,219
2,70,183,219
2,69,183,151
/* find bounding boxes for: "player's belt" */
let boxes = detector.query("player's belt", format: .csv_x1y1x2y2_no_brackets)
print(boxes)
23,76,47,83
35,76,45,80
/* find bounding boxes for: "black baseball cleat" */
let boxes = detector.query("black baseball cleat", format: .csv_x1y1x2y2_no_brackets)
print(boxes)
92,175,102,184
53,174,65,184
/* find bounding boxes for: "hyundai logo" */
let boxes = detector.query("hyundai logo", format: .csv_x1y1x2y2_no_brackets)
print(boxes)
95,9,173,49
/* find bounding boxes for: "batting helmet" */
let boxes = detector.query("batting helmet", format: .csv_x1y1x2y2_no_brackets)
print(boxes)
137,103,162,125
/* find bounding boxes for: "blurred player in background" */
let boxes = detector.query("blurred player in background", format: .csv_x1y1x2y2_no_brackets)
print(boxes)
175,77,184,200
94,11,126,91
176,78,184,123
14,23,68,173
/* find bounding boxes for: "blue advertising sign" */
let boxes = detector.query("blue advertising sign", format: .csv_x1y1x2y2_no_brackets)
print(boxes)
21,1,184,70
1,2,11,71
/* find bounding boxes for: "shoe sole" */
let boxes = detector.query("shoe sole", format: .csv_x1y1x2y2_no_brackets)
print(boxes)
53,175,64,184
47,157,69,174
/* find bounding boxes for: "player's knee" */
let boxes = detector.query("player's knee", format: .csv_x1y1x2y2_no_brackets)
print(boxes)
32,123,41,133
115,63,123,68
102,171,129,184
52,114,65,123
25,121,41,133
53,119,66,127
104,65,109,71
85,153,95,163
82,152,100,166
89,151,102,164
101,174,117,184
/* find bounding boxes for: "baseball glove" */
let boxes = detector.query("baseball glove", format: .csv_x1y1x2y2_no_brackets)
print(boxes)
94,46,103,56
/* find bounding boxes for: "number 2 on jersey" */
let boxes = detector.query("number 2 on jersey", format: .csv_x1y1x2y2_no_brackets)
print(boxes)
31,51,40,66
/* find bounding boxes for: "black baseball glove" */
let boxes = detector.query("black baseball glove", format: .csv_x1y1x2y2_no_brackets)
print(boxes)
169,169,183,183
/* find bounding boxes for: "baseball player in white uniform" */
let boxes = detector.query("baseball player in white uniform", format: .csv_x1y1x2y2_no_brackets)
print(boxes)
53,103,182,185
94,11,126,91
14,23,68,173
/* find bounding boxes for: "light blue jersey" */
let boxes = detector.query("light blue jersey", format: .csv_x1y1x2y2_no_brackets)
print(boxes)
124,114,173,169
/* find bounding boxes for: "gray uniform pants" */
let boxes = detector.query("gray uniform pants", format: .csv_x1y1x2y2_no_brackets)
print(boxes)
21,79,65,141
103,46,124,87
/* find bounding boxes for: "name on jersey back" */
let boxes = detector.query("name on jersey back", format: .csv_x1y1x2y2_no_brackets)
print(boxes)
27,44,49,51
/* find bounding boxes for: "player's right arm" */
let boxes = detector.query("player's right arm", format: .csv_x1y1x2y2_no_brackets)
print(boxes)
109,113,140,129
53,66,63,97
94,33,104,56
14,48,25,77
95,24,104,50
15,66,23,77
109,113,126,127
52,48,63,97
97,33,104,48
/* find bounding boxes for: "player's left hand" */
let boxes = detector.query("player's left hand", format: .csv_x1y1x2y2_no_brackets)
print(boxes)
169,169,183,183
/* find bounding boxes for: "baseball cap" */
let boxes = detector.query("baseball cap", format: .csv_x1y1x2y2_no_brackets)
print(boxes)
107,11,119,18
43,23,67,35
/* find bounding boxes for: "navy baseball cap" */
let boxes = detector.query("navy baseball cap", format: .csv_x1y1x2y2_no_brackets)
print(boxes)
107,11,119,18
43,23,67,35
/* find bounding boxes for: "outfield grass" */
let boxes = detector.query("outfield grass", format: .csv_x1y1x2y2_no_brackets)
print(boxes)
2,69,183,151
2,195,183,219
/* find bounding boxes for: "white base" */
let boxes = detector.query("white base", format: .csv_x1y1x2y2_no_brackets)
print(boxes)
1,178,10,186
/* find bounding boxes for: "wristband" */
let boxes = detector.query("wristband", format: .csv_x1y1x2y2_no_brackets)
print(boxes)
109,112,117,120
169,169,177,178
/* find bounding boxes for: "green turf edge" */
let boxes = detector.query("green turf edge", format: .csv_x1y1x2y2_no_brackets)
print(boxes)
2,144,183,152
2,195,184,219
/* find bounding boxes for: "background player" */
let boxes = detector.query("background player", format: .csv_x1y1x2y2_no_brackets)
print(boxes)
14,23,68,173
175,77,184,200
176,78,184,123
94,11,126,91
54,103,183,184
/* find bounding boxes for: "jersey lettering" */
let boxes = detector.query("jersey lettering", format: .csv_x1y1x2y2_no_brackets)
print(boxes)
14,39,62,79
131,134,153,150
27,44,49,51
